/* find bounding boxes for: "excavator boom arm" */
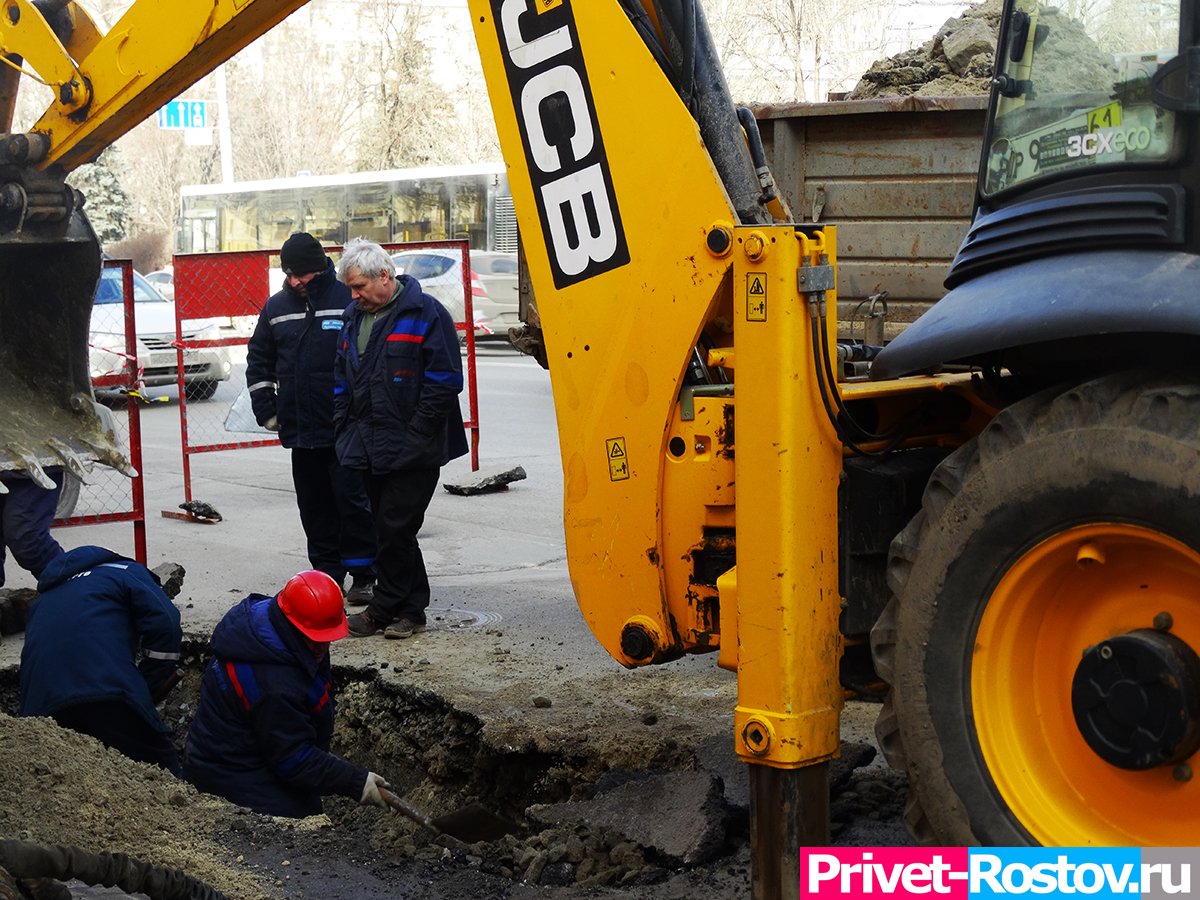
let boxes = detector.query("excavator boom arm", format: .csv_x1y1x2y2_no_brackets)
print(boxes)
0,0,314,486
4,0,312,172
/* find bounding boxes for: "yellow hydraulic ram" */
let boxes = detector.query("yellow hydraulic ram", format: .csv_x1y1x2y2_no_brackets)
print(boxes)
470,2,845,895
722,226,843,900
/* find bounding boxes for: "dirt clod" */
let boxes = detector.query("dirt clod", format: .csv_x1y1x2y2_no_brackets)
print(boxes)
849,0,1003,98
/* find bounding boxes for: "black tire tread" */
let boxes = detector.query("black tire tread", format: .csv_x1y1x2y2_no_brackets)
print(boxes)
870,370,1200,845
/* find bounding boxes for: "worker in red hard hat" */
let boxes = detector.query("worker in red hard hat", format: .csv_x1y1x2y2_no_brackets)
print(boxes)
183,570,392,817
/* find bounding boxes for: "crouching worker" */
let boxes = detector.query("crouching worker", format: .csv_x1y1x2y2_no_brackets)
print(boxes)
183,570,392,817
19,545,183,775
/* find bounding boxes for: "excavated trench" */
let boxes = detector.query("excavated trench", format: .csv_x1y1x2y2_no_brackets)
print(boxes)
154,642,740,889
0,638,908,898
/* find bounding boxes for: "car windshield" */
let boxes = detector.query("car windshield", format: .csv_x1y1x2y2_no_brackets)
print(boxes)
393,253,455,280
94,268,165,304
984,0,1180,196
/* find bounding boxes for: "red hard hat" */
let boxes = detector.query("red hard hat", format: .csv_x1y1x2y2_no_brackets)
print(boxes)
277,570,349,642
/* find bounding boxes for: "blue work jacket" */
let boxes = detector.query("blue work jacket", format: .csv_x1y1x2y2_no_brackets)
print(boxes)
20,545,181,734
333,275,468,473
246,261,351,449
183,595,366,817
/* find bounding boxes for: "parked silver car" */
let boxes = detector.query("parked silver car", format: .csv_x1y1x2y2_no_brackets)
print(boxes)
89,267,232,400
467,250,519,333
144,267,174,300
390,248,518,341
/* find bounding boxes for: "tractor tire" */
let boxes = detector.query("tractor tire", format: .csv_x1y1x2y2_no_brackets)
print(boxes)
871,370,1200,846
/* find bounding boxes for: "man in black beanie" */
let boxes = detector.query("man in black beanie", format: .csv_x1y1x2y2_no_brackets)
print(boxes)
246,233,377,604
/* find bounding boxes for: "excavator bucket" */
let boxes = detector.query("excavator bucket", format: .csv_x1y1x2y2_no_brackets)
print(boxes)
0,208,131,489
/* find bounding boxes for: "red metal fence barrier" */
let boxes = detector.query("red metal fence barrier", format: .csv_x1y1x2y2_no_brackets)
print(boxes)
53,259,148,563
164,241,480,520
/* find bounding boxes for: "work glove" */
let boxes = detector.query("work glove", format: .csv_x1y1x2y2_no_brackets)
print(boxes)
360,771,391,809
263,415,279,432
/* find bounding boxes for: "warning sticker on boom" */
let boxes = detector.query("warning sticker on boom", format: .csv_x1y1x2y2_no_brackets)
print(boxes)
747,274,767,321
606,437,630,481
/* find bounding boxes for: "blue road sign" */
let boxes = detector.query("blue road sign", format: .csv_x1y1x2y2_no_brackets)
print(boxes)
156,100,207,130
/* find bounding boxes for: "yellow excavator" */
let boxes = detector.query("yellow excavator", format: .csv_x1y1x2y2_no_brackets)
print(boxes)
469,0,1200,875
4,0,1197,896
0,0,311,489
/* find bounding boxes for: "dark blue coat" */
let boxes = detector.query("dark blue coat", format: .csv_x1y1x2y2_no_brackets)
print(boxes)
246,261,350,449
333,275,468,473
183,595,366,817
20,545,181,734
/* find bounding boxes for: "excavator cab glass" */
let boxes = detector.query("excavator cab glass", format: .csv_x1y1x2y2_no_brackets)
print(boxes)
984,0,1181,195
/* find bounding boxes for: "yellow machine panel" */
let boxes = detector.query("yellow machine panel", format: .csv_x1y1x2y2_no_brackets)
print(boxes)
471,0,744,665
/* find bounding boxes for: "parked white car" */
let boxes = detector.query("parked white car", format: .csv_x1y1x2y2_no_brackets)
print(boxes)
144,267,174,300
89,267,232,400
468,250,520,333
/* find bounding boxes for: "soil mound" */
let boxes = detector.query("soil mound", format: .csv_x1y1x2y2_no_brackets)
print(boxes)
849,0,1002,98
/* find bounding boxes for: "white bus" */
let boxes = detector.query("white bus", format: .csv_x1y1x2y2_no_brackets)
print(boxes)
178,162,516,255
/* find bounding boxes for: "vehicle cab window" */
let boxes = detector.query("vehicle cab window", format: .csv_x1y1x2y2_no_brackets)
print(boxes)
395,254,455,279
985,0,1181,195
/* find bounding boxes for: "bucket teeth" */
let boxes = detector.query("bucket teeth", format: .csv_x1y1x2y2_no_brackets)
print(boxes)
81,440,138,478
7,447,57,489
45,438,90,483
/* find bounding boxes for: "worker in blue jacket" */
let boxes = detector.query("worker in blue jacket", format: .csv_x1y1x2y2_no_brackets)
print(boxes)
333,237,468,641
246,232,377,605
183,570,392,817
19,545,183,775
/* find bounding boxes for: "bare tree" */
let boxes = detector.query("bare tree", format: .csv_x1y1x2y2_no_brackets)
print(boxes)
223,10,358,180
706,0,937,102
117,119,220,234
341,0,456,170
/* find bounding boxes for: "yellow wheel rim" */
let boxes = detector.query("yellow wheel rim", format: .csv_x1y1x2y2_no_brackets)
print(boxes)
974,522,1200,845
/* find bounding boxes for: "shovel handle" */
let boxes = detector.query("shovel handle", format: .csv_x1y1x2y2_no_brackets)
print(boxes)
377,788,470,850
378,787,437,831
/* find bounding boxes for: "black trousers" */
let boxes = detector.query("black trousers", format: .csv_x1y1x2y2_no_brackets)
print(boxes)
365,467,440,623
292,447,376,586
53,700,182,776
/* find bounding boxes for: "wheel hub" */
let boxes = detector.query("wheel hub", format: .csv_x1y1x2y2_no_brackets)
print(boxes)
1072,629,1200,770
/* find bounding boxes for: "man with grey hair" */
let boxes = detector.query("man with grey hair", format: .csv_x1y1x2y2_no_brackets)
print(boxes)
334,237,468,639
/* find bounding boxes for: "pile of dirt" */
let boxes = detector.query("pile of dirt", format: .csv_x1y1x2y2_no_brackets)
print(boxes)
849,0,1003,98
0,712,271,898
0,654,906,898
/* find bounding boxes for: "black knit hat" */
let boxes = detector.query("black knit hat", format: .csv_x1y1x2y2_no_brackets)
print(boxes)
280,232,328,276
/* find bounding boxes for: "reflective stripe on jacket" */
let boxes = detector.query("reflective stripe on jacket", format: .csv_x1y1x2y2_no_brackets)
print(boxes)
20,545,182,734
246,261,350,449
183,596,366,817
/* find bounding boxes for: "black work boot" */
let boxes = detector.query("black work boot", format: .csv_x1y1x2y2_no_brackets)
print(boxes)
344,576,374,606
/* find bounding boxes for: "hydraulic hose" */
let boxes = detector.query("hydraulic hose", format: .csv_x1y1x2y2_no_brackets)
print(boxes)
643,0,771,225
735,106,785,212
809,292,908,457
617,0,675,78
0,841,230,900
